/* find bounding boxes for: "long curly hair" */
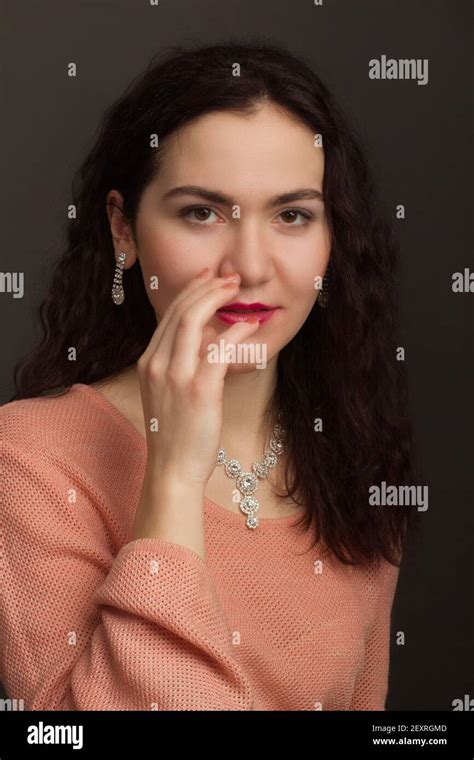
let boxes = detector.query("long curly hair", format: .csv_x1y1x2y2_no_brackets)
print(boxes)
10,39,421,567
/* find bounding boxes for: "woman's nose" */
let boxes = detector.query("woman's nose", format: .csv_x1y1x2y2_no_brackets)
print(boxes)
219,233,274,285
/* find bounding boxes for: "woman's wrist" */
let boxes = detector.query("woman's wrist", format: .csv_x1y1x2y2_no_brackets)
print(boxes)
131,471,207,560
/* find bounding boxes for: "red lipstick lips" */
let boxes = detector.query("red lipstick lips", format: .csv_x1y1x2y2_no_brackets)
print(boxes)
216,302,279,325
219,302,274,311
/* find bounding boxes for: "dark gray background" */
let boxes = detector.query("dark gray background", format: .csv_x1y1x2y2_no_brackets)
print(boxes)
1,0,472,710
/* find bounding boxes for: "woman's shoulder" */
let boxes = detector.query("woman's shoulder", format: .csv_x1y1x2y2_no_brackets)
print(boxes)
1,385,96,452
1,383,145,529
0,383,142,474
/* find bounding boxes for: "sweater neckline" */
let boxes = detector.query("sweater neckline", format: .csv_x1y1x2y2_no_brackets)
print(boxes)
71,383,306,529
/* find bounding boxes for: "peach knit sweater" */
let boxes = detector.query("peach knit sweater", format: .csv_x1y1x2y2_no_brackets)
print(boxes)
0,383,401,711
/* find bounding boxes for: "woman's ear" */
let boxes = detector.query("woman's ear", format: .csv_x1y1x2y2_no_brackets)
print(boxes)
105,189,139,268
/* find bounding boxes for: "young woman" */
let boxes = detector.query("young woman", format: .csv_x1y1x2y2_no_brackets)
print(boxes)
0,41,420,711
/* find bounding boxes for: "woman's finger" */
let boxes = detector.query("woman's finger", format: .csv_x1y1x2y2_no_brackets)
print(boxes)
195,318,261,387
164,282,246,379
139,269,239,365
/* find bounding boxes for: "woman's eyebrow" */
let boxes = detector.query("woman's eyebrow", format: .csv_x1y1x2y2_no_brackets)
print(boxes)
161,185,324,207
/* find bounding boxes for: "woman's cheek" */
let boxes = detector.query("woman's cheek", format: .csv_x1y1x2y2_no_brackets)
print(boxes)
139,257,205,318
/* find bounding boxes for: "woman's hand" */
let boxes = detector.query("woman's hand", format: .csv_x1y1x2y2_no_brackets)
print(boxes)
136,267,260,489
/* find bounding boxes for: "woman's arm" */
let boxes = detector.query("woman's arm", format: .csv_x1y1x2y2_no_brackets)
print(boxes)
349,559,401,710
0,442,253,711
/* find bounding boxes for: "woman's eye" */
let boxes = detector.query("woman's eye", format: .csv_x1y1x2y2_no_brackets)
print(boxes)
278,209,313,226
179,206,314,226
180,206,220,224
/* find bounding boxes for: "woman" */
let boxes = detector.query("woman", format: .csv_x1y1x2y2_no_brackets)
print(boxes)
0,41,420,711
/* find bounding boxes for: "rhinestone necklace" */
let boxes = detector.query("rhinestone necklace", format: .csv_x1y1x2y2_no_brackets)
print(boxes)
216,423,285,529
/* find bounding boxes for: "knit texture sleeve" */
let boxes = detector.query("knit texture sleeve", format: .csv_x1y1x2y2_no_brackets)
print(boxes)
0,442,253,711
349,559,401,710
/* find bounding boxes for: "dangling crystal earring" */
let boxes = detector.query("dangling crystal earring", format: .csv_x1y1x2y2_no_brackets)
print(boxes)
111,252,126,305
318,268,329,309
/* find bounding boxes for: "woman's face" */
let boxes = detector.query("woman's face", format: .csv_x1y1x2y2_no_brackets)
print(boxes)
108,102,331,370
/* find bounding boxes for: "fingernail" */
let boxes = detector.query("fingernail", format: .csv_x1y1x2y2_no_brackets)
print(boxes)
223,272,239,280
